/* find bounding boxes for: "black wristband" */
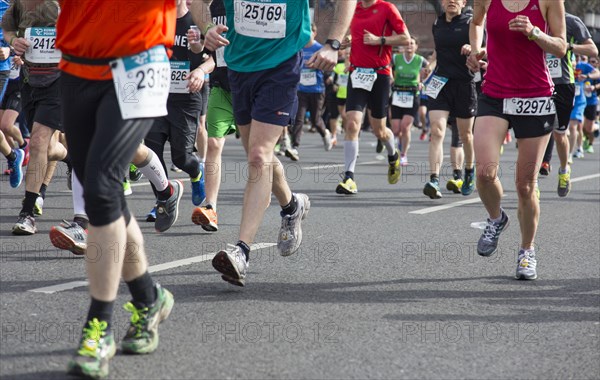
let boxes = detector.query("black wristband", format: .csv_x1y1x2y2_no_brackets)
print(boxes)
381,36,386,46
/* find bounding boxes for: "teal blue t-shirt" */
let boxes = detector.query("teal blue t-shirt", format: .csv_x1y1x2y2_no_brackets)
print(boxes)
223,0,311,72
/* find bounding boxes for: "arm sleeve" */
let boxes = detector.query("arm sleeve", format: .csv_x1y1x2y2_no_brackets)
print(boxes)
388,4,406,35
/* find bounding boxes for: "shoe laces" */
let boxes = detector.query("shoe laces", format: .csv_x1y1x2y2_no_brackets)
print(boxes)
518,250,536,268
78,318,107,357
59,219,86,239
124,302,149,338
482,220,501,243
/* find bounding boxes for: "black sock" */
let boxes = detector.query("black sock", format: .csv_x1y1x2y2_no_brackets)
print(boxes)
388,151,399,164
345,171,354,180
126,272,157,308
453,169,462,180
73,216,89,230
21,191,39,216
465,167,474,176
5,150,16,162
85,297,114,334
237,240,250,262
39,183,48,199
430,174,439,183
281,194,298,216
19,141,27,149
157,183,172,201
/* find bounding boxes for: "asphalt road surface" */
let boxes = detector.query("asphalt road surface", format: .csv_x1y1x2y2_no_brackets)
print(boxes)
1,127,599,379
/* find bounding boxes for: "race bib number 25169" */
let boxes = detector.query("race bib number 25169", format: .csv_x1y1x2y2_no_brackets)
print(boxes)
234,0,286,39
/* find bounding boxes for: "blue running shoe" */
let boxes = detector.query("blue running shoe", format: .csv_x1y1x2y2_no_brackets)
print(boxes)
191,163,206,206
461,169,475,196
146,206,157,222
8,149,24,188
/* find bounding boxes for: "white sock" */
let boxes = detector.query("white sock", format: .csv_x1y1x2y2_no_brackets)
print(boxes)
137,149,168,192
72,172,86,217
383,131,396,156
344,140,359,173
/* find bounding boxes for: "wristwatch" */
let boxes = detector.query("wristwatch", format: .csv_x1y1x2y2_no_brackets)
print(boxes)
325,39,341,51
528,27,541,41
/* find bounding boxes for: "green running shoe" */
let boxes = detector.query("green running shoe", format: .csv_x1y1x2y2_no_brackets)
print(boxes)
67,318,116,379
121,283,174,354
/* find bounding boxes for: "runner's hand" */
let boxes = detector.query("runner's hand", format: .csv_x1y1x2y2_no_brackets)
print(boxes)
363,30,380,46
186,69,205,93
461,44,472,56
466,50,486,72
11,37,29,56
0,47,10,60
306,45,337,72
203,25,229,52
508,15,534,37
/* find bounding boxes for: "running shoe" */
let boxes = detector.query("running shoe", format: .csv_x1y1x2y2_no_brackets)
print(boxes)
557,167,571,198
461,170,475,196
191,163,205,206
400,154,408,167
285,147,299,161
170,163,182,172
21,139,30,166
331,135,337,147
212,244,248,287
34,196,43,216
66,319,115,379
515,249,537,280
584,144,594,154
323,129,333,151
123,179,132,196
278,193,310,257
129,164,143,182
146,206,157,222
8,148,24,188
66,167,72,191
336,177,357,194
446,178,463,194
477,209,509,256
573,148,584,159
419,131,427,141
50,220,87,255
12,213,37,235
567,154,573,165
155,180,183,233
388,156,401,184
274,143,283,156
539,161,551,176
121,283,174,354
423,181,442,199
192,206,218,232
376,139,384,153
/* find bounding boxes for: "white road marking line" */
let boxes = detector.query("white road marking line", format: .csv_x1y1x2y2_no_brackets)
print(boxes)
411,173,600,215
28,243,276,294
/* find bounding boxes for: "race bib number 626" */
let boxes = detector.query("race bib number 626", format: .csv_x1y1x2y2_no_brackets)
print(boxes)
111,45,171,120
234,0,286,39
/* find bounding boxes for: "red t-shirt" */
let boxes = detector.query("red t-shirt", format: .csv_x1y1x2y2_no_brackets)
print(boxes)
349,0,407,76
56,0,176,81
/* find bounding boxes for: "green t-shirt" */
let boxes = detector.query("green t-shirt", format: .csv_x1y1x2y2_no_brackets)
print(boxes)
333,63,348,99
393,53,425,89
224,0,311,72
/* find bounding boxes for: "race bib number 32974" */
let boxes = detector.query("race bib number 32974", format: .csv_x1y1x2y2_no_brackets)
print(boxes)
24,27,60,64
234,0,286,39
503,96,556,116
111,46,171,120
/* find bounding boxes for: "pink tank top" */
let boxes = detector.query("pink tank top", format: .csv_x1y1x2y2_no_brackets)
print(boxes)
482,0,554,98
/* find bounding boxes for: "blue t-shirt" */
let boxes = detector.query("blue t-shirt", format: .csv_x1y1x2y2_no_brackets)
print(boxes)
223,0,311,72
298,41,324,94
0,0,11,71
577,62,598,106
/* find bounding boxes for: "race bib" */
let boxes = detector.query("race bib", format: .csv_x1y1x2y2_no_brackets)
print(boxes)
8,57,19,80
503,96,556,116
546,55,561,79
24,27,60,64
575,85,581,97
392,91,414,108
234,0,286,39
300,69,317,86
110,45,171,120
473,71,482,83
423,75,448,99
169,61,191,94
215,46,227,67
350,68,377,92
337,74,348,87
